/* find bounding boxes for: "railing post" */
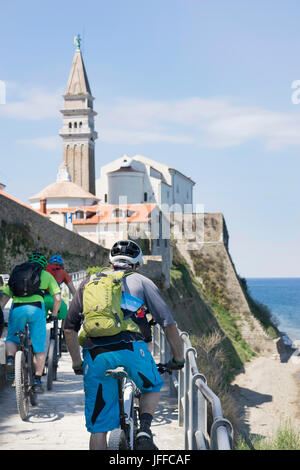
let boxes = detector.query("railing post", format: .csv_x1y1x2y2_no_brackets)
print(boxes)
160,328,166,363
178,331,188,428
191,374,207,449
152,324,158,357
178,365,184,427
184,347,196,449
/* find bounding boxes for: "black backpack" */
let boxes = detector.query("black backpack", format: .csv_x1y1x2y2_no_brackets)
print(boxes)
8,262,44,297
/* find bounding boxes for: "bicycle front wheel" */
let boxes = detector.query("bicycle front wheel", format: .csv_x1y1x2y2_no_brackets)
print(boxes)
15,351,29,421
108,429,129,450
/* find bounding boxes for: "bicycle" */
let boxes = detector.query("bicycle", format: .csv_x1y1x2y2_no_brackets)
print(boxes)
45,315,62,390
107,363,172,450
14,324,37,421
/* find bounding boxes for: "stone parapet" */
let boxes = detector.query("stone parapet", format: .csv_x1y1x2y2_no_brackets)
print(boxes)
0,193,109,273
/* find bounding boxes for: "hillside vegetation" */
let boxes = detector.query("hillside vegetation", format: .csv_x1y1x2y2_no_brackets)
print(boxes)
161,246,279,434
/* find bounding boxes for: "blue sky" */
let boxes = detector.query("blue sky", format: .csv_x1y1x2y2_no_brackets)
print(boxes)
1,0,300,277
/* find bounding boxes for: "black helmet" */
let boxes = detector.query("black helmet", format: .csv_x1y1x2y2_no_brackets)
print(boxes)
109,240,144,266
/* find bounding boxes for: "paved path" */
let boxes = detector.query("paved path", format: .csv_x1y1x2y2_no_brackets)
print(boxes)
0,352,184,450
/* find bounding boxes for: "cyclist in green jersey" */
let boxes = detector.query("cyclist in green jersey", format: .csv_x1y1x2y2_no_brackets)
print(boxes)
0,252,61,392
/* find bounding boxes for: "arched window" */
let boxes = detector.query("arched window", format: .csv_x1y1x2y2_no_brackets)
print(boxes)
79,122,82,128
68,122,72,129
144,192,148,202
74,122,77,129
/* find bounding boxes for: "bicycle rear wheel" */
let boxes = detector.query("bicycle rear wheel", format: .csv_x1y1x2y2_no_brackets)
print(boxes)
47,340,55,390
108,429,129,450
28,346,37,406
15,351,29,421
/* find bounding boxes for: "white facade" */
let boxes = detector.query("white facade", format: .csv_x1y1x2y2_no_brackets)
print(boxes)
96,154,195,211
30,197,95,210
107,170,144,204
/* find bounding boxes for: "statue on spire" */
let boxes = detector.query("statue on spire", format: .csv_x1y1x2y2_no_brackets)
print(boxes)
74,34,82,50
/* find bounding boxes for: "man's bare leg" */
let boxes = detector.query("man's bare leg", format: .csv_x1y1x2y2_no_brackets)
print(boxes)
6,341,17,357
33,351,46,376
139,391,160,416
90,432,107,450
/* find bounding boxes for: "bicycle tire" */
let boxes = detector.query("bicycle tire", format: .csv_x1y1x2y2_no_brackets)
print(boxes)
15,351,29,421
58,328,63,358
108,429,129,450
28,346,37,406
54,333,60,380
47,340,55,390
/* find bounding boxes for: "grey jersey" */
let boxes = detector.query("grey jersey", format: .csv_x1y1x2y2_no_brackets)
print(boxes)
64,269,175,348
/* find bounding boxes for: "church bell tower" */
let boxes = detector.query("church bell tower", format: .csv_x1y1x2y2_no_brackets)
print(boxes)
59,35,97,195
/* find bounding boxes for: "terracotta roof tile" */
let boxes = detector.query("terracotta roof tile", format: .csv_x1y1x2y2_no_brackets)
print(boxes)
47,203,157,225
0,190,50,218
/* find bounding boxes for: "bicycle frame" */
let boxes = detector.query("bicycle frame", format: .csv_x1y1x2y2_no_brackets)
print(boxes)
50,317,60,359
15,324,33,377
106,367,138,450
122,379,136,449
46,316,62,389
107,363,170,450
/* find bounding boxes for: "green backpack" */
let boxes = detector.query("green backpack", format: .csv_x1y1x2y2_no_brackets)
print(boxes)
81,268,138,339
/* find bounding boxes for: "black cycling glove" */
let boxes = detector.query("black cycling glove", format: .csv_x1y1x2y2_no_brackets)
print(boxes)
167,357,185,370
72,361,84,375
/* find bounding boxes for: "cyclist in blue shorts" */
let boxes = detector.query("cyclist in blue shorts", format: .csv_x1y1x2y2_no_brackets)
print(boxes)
0,252,61,392
64,240,185,450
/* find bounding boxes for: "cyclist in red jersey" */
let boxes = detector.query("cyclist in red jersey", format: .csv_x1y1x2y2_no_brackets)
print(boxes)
45,255,76,351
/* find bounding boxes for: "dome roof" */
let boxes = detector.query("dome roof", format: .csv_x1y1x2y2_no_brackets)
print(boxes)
29,181,99,201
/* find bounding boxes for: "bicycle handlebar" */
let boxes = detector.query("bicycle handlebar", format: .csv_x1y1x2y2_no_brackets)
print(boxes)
46,314,58,323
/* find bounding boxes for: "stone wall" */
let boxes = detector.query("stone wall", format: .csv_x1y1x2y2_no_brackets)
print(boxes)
139,255,169,287
0,193,109,273
174,212,274,354
170,212,229,247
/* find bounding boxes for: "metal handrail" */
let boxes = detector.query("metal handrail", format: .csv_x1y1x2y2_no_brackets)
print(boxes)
63,270,87,304
68,271,233,450
152,324,233,450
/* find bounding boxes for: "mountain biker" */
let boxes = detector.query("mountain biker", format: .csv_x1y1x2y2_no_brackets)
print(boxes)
0,252,61,392
64,240,185,450
44,254,76,350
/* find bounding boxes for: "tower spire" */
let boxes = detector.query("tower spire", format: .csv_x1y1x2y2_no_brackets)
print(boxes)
59,38,97,195
65,39,92,96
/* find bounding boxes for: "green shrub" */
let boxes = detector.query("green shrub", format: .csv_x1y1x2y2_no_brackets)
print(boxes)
237,421,300,450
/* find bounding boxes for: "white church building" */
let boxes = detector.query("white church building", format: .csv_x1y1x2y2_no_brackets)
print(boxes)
96,154,195,212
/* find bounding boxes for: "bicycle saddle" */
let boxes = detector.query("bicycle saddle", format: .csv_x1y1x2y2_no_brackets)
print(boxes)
105,367,128,379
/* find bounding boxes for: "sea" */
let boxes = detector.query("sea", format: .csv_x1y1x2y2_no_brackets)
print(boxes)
246,278,300,343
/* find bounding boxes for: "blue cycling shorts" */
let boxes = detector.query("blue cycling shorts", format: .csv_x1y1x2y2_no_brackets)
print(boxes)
6,303,47,353
83,341,164,434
